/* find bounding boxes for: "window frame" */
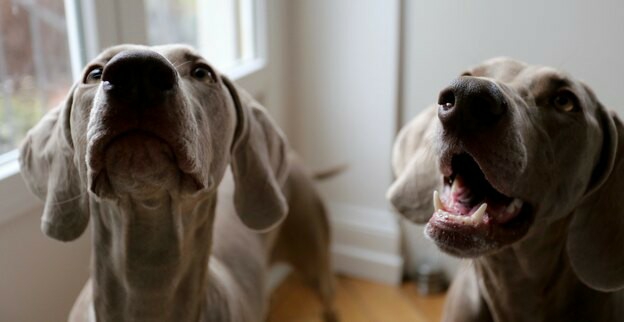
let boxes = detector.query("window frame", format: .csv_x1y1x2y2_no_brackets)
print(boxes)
0,0,270,224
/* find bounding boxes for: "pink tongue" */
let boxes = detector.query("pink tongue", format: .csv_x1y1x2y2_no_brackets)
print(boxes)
448,176,476,216
444,175,524,223
447,201,474,217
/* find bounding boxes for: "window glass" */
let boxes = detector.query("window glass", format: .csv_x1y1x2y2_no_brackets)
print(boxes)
145,0,198,48
0,0,73,155
145,0,258,70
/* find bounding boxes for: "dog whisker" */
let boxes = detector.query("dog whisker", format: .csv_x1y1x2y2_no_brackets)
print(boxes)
173,60,192,69
48,193,87,206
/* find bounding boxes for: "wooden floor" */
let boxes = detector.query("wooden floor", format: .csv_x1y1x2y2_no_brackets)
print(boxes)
268,274,446,322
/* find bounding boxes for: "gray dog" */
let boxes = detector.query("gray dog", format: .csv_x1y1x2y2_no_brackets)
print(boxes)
20,44,337,322
388,58,624,322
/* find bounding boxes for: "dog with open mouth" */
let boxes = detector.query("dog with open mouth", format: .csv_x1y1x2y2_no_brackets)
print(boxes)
388,58,624,321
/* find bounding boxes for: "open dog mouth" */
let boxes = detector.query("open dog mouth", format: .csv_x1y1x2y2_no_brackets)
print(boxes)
426,153,533,256
434,153,524,226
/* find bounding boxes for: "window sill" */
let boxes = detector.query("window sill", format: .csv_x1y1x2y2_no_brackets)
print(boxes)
224,58,266,81
0,150,20,181
0,58,267,225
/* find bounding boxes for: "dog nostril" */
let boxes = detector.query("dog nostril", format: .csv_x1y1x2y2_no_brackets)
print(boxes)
438,89,456,110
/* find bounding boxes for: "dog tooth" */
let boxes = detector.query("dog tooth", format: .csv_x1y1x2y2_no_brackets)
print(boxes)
433,191,443,212
451,177,460,195
505,198,524,214
505,203,515,214
471,203,487,225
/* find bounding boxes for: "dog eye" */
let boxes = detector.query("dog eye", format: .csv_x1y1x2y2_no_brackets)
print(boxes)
191,65,216,82
552,91,577,112
85,67,103,84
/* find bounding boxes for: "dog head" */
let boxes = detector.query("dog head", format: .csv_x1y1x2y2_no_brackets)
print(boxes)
19,44,289,241
389,58,624,291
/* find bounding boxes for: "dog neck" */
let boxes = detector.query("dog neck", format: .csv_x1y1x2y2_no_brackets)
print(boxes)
90,190,217,322
473,216,608,321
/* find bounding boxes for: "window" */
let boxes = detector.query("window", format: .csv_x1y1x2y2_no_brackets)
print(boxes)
145,0,260,71
145,0,198,47
0,0,269,220
0,0,73,156
0,0,265,160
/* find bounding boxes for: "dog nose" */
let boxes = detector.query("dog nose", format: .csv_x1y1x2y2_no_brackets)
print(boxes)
102,49,177,105
437,77,507,133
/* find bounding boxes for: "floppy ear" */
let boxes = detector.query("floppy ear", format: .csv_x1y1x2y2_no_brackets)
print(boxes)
223,77,289,232
387,106,441,224
567,105,624,291
19,86,89,242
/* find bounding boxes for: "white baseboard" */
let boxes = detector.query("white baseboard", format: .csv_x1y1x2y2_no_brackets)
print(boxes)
327,202,403,285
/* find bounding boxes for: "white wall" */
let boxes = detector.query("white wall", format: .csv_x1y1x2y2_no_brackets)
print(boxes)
0,206,91,322
287,1,400,210
402,0,624,121
285,0,404,283
400,0,624,277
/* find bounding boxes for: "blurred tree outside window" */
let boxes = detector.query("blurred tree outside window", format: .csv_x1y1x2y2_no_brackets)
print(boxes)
0,0,73,156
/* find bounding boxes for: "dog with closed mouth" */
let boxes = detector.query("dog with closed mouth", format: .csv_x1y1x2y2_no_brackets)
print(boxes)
20,44,337,322
388,58,624,322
